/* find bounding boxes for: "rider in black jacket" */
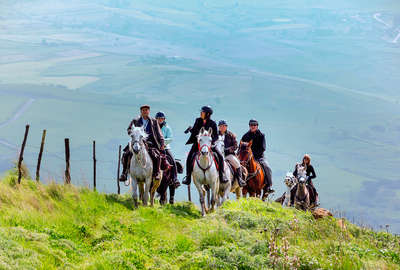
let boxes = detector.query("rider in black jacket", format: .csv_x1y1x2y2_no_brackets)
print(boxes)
182,106,228,185
241,119,273,193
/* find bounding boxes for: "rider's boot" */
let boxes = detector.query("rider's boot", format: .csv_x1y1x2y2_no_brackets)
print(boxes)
182,175,191,185
119,152,130,182
183,154,193,185
153,157,162,181
236,167,246,187
219,170,229,183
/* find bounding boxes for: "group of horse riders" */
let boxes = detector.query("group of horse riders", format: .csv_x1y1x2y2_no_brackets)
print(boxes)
119,104,318,206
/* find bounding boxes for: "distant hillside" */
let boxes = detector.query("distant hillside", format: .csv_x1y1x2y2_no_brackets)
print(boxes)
0,169,399,270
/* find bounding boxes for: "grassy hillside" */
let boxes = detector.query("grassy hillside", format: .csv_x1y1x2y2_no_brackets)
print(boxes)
0,169,399,270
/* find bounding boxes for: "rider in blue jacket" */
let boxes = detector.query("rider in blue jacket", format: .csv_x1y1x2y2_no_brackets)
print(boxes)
155,111,180,188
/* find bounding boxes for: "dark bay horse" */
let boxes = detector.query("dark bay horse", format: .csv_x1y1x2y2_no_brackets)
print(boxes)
157,156,183,205
238,141,267,200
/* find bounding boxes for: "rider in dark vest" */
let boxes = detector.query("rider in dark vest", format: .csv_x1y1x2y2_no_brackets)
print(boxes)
241,119,274,193
182,106,228,185
119,105,165,182
218,120,246,187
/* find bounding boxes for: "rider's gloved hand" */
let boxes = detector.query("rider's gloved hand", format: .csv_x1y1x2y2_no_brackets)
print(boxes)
184,126,192,134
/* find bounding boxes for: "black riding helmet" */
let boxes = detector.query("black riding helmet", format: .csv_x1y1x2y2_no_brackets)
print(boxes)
201,106,213,119
249,119,258,126
218,120,227,126
155,111,166,119
201,106,213,115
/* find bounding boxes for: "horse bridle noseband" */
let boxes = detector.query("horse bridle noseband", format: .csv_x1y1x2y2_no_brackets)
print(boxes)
195,144,213,173
240,149,260,180
131,139,147,168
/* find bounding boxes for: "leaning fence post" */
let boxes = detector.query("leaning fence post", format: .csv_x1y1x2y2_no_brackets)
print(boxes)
188,184,191,202
64,138,71,184
93,140,96,191
18,124,30,184
117,145,121,195
36,129,46,181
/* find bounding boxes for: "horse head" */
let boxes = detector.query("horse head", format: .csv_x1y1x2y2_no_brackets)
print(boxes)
284,172,296,188
238,140,253,163
298,175,307,188
197,127,213,156
130,126,148,154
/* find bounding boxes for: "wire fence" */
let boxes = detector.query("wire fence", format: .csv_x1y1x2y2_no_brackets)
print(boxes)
5,125,123,194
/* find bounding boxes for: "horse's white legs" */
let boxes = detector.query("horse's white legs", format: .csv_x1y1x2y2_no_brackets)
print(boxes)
131,177,139,208
209,181,218,212
206,188,210,210
143,177,151,206
194,180,207,216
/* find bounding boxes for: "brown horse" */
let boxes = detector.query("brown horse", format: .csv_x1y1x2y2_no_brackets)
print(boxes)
238,141,267,199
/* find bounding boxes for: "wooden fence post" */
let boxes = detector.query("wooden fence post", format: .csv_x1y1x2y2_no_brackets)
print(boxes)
64,138,71,184
18,124,30,184
93,140,96,191
35,129,46,181
117,145,121,194
188,184,191,202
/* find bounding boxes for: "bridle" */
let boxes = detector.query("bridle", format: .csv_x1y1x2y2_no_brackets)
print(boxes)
239,147,260,180
195,136,214,174
130,137,147,168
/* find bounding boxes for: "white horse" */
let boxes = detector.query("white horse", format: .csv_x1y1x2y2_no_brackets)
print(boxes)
214,135,233,206
283,173,297,207
192,127,219,216
128,126,161,208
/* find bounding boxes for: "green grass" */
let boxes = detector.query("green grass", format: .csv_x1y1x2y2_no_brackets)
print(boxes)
0,168,399,270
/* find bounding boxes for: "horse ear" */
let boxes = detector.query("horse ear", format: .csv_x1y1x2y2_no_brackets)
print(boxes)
208,128,213,136
248,140,253,147
200,127,205,134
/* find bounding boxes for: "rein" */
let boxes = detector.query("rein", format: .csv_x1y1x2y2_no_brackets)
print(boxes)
195,153,213,173
240,150,260,181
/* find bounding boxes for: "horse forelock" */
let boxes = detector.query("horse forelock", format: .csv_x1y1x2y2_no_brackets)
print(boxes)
132,127,148,140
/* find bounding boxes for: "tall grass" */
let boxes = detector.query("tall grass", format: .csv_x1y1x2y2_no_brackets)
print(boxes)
0,168,399,269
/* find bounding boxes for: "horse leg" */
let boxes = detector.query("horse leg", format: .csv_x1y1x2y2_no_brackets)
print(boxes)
195,182,207,216
210,182,218,212
169,185,175,204
131,177,139,209
143,178,151,206
150,179,161,207
235,187,241,200
138,182,145,206
242,187,248,198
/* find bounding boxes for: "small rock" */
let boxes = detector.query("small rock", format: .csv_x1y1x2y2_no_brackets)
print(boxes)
312,208,333,219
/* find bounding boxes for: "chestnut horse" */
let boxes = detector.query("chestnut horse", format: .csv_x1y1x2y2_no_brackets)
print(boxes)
238,141,268,200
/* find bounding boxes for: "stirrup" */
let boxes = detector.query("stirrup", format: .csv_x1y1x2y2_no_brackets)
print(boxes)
119,173,127,182
182,176,191,185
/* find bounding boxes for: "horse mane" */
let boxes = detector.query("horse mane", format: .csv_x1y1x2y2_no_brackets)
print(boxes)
239,141,251,152
132,126,148,139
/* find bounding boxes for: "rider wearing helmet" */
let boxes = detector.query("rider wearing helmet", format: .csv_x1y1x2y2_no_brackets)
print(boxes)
182,106,228,185
155,111,180,188
218,120,246,187
119,105,165,182
241,119,274,193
